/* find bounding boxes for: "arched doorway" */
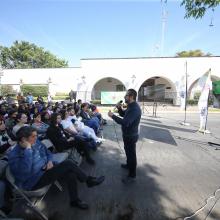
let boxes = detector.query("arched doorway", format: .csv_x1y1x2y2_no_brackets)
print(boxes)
91,77,126,101
188,75,220,108
138,76,177,104
188,75,220,99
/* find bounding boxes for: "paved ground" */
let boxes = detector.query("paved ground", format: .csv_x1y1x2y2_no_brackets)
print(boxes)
10,111,220,220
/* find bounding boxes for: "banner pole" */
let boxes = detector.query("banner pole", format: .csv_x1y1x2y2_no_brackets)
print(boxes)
203,69,212,134
181,61,190,126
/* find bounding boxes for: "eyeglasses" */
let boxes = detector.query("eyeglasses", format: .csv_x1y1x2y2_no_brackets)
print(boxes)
30,134,38,138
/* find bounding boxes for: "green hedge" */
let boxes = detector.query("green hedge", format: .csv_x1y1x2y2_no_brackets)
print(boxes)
187,99,213,106
91,100,101,105
21,85,48,97
55,92,69,96
52,96,69,100
187,99,198,105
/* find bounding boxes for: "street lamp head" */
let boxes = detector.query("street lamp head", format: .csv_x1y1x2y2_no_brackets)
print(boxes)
81,75,86,83
131,75,136,80
131,74,136,84
47,77,52,84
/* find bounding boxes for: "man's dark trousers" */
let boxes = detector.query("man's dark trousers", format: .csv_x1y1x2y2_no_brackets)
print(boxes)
33,160,88,202
123,135,138,178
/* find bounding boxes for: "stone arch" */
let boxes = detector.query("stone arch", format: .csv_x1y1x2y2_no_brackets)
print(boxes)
137,76,177,104
91,77,126,100
188,75,220,99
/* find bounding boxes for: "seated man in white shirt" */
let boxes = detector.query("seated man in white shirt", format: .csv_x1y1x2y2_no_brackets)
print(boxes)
66,108,104,144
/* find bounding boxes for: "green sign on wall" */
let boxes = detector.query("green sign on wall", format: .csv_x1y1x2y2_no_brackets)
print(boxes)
101,91,126,104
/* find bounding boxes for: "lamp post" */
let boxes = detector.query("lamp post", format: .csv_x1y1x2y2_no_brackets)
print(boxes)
19,78,24,94
131,74,136,85
47,77,52,96
81,75,87,101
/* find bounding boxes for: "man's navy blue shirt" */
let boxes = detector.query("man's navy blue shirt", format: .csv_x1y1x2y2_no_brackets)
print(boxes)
112,101,142,137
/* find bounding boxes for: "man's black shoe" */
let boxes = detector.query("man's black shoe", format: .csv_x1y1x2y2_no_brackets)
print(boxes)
122,176,136,184
86,176,105,188
121,164,129,169
71,199,89,210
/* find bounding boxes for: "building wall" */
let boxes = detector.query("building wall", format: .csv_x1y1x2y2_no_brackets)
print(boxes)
1,56,220,104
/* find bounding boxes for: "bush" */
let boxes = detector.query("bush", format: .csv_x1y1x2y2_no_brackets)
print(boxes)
193,92,201,100
91,100,101,105
0,85,17,96
187,99,198,105
52,96,69,101
21,85,48,97
55,92,69,96
187,98,213,106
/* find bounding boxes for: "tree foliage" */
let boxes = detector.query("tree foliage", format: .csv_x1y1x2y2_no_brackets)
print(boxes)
0,41,68,69
181,0,220,19
176,49,212,57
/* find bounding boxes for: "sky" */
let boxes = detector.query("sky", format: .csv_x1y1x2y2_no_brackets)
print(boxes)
0,0,220,67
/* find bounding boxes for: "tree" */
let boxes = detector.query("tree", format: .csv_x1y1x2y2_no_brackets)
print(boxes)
176,49,212,57
0,41,68,69
181,0,220,19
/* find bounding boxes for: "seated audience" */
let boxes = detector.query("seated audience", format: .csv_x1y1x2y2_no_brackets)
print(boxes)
47,113,95,164
8,126,105,210
67,108,103,144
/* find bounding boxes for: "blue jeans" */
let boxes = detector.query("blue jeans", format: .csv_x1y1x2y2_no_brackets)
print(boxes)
84,119,100,134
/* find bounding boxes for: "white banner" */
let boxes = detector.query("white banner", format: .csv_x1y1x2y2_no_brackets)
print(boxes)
198,69,212,131
179,74,186,110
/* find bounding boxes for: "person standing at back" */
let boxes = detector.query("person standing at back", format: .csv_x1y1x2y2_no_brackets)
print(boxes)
108,89,141,184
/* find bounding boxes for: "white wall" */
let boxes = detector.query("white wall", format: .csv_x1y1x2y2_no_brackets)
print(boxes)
1,56,220,104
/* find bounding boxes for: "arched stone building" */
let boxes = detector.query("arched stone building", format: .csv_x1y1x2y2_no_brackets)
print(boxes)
1,56,220,105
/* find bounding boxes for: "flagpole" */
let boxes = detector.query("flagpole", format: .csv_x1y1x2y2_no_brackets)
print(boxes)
181,61,190,126
184,61,188,123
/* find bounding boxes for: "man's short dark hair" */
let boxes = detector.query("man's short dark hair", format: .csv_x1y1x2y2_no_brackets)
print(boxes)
16,126,37,142
127,89,137,100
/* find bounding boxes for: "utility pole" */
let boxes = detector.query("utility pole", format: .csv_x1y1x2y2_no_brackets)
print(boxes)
161,0,168,57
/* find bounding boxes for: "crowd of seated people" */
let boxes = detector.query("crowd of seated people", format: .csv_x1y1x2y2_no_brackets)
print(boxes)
0,95,107,217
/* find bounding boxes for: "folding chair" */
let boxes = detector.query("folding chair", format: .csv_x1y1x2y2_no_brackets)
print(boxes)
5,166,62,220
42,139,82,166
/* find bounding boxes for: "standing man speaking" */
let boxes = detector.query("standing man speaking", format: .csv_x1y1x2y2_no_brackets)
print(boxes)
108,89,141,184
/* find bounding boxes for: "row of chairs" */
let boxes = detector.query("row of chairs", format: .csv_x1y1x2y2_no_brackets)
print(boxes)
0,139,83,220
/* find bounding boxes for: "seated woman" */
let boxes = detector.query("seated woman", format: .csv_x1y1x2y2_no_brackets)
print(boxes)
0,120,16,154
47,113,95,164
12,113,29,137
90,104,107,125
41,111,51,125
67,108,104,144
80,103,100,134
8,126,105,210
31,113,49,139
5,110,17,135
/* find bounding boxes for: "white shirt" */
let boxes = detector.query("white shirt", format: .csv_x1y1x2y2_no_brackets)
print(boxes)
61,119,78,133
